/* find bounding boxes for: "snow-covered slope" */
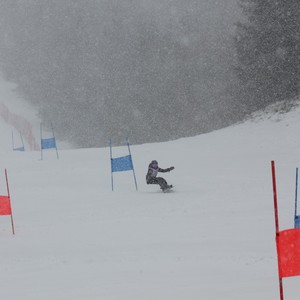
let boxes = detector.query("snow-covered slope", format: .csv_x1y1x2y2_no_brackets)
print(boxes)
1,84,300,299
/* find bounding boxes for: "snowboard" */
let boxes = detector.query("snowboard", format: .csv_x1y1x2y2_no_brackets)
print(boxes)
161,185,173,193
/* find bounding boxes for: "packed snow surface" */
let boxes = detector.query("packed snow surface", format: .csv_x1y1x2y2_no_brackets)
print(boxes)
1,81,300,299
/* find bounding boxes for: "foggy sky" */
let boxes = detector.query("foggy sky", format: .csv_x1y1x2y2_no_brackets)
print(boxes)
0,0,241,147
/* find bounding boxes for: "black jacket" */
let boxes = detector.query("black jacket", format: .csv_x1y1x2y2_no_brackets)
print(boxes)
146,165,173,183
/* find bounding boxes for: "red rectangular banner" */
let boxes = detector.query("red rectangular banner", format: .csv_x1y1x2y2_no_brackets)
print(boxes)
0,195,12,215
276,228,300,278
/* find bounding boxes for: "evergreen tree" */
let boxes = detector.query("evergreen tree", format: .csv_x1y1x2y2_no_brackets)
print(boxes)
235,0,300,112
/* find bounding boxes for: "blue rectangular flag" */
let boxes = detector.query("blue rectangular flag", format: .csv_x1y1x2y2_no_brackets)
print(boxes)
40,123,59,160
41,137,56,149
295,168,300,228
110,139,138,191
13,146,25,152
111,155,133,172
12,131,25,152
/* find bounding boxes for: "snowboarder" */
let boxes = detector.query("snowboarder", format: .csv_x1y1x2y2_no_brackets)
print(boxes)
146,160,174,191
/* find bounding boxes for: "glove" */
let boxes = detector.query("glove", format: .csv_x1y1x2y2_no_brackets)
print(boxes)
169,166,175,171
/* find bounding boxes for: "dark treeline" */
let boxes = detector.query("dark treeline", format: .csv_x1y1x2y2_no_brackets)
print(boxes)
235,0,300,112
0,1,298,147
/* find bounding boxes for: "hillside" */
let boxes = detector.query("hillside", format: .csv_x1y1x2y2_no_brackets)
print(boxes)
1,90,300,299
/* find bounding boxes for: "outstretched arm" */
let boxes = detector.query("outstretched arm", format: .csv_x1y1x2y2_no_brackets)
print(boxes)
158,166,175,173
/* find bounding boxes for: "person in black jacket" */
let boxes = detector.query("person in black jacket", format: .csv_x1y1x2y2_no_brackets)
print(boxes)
146,160,174,190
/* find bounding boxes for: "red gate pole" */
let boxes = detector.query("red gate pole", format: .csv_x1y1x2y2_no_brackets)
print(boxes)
5,169,15,235
271,161,284,300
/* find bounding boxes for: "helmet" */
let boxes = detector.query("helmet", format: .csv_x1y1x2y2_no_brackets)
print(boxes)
150,160,158,169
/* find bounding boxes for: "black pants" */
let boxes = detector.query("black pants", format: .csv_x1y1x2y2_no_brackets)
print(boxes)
147,177,168,189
